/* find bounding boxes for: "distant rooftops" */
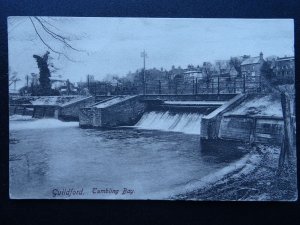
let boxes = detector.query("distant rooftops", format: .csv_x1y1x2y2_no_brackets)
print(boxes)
240,52,264,66
276,56,294,62
183,70,202,74
241,56,261,66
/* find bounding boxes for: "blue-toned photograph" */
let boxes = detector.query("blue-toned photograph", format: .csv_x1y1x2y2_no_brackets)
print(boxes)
8,17,297,200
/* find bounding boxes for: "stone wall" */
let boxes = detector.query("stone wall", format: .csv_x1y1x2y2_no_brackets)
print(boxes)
79,96,146,128
200,94,248,139
59,96,95,121
94,96,146,127
218,117,253,142
10,96,95,121
219,115,283,145
79,107,95,127
33,106,60,118
254,118,284,144
10,105,34,116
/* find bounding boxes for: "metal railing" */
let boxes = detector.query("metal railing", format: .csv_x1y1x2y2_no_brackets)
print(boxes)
88,75,262,96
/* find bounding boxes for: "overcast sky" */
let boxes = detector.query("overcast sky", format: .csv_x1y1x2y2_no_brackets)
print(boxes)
8,17,294,88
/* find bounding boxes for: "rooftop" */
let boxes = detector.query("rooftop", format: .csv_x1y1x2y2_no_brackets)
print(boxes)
183,70,202,74
276,56,294,62
241,56,261,66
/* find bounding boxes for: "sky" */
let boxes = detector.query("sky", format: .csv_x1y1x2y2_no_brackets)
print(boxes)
8,17,294,89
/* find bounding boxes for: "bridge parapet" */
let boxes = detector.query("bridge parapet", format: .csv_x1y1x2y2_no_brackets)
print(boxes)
141,93,238,102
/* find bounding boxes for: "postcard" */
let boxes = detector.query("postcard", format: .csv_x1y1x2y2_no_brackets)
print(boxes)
8,17,297,200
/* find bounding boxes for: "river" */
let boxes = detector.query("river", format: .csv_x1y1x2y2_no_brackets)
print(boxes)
9,118,247,199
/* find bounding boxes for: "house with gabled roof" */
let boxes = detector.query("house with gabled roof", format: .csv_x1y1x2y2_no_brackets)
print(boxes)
241,52,264,77
213,60,238,78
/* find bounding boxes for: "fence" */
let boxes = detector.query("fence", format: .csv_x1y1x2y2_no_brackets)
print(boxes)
144,75,262,95
88,75,262,96
88,82,140,96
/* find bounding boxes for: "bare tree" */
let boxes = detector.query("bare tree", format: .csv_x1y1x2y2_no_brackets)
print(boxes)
27,16,84,61
9,71,21,89
202,62,213,90
8,17,85,61
229,57,242,76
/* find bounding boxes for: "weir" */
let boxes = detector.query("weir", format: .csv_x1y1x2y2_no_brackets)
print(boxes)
79,94,233,132
80,93,284,145
135,111,203,135
9,96,95,121
10,93,282,145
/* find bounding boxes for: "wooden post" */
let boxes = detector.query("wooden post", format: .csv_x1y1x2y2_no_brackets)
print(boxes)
141,50,147,95
234,78,236,93
192,78,195,95
278,92,294,173
32,107,35,118
87,75,90,92
243,73,246,93
168,76,171,94
195,78,198,94
249,117,257,145
259,75,262,92
158,80,161,94
43,107,46,118
67,79,70,96
217,75,220,94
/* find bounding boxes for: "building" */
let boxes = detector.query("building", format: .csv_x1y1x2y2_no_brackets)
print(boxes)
241,52,264,77
182,70,203,80
273,56,295,80
172,70,203,94
213,60,238,78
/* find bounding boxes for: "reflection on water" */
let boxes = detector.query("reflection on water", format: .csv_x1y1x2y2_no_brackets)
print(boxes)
9,120,247,199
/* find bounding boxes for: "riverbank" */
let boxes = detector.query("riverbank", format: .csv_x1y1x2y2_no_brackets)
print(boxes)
173,144,297,201
9,116,296,200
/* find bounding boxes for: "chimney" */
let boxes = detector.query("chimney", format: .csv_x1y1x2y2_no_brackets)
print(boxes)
260,52,263,60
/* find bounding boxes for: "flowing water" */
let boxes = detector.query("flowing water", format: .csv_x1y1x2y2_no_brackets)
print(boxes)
9,115,247,199
135,111,203,135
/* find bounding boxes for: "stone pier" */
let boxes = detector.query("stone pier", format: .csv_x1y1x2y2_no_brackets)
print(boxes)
79,95,146,128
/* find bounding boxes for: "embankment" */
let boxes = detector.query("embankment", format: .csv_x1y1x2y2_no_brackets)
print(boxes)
172,144,297,201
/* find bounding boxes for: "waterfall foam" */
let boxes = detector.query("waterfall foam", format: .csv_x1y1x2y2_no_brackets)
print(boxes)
135,111,202,135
